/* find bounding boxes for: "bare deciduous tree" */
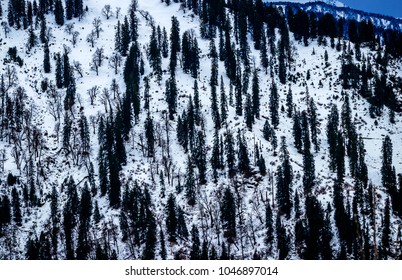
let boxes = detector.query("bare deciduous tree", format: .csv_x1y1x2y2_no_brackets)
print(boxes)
72,31,80,47
102,5,113,20
87,85,100,105
108,52,122,74
86,30,97,47
94,47,105,66
2,65,19,94
73,60,84,78
92,17,103,38
46,84,62,122
100,87,111,113
110,78,120,100
91,48,104,76
115,7,121,19
65,23,75,35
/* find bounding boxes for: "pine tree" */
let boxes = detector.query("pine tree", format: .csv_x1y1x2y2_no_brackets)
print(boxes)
55,53,64,88
265,201,274,246
286,86,293,118
336,131,345,183
11,187,22,226
327,104,339,172
292,110,303,153
54,0,64,26
43,40,51,73
162,27,169,58
176,206,188,240
166,194,177,242
190,225,201,260
308,97,320,152
221,188,236,243
194,130,207,184
144,112,155,158
260,31,269,74
120,17,130,56
159,229,167,260
237,130,251,176
252,68,260,119
169,16,180,76
278,40,287,84
165,75,178,120
225,130,236,178
276,215,289,259
148,26,162,80
220,76,228,125
211,128,221,182
245,93,254,130
210,41,220,129
302,111,315,195
184,156,196,206
142,209,157,260
270,83,279,128
382,135,397,199
381,197,391,259
63,49,72,88
276,137,293,218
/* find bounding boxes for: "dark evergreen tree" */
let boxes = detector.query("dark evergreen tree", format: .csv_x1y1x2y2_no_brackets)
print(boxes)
381,135,397,200
237,130,251,176
142,208,157,260
265,201,274,246
184,156,196,206
225,130,236,178
11,187,22,226
220,76,228,125
120,17,131,56
166,194,177,242
245,93,254,130
43,40,51,73
276,215,289,259
381,197,391,259
144,112,155,158
169,16,180,76
55,53,64,88
302,111,315,195
252,68,260,119
221,188,236,243
159,229,167,260
210,39,220,129
148,26,162,81
327,104,339,172
234,70,242,116
276,137,293,218
190,225,201,260
270,83,279,128
194,130,207,184
211,128,221,182
176,206,188,240
292,110,303,153
161,27,169,58
165,74,178,120
336,131,345,183
285,86,293,118
54,0,64,26
308,97,320,152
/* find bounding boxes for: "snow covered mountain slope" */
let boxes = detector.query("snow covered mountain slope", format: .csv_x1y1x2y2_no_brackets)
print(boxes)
265,0,345,7
268,0,402,31
0,0,401,260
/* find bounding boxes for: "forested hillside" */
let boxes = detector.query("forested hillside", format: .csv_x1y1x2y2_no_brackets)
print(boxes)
0,0,401,260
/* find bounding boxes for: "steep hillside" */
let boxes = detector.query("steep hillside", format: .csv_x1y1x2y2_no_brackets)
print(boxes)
0,0,401,260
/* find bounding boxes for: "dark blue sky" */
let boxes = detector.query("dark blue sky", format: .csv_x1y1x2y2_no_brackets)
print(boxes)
341,0,402,18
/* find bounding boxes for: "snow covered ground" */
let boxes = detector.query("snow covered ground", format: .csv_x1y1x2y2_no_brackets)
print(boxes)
0,0,401,259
